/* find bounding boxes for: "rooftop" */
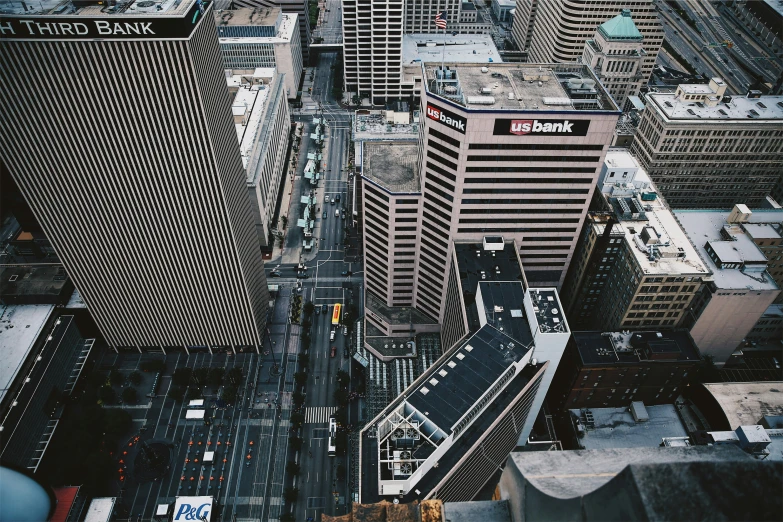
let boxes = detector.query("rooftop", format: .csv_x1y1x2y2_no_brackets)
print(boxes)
647,92,783,121
701,382,783,429
353,111,419,142
0,304,55,405
403,34,502,65
362,141,420,193
743,223,783,240
0,0,195,16
443,501,511,522
572,330,701,366
217,12,298,43
424,63,619,111
84,498,115,522
214,6,280,27
0,265,72,305
597,10,643,41
673,209,781,290
570,403,688,450
506,445,751,500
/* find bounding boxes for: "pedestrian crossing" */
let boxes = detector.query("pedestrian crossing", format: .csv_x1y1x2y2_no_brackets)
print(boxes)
305,406,337,423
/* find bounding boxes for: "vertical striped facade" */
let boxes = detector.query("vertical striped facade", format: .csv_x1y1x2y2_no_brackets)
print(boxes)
0,8,270,352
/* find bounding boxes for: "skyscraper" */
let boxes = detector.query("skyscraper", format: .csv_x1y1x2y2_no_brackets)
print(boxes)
0,0,270,353
513,0,663,85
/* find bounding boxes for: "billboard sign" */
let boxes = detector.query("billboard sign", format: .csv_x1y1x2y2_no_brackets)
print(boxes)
426,102,466,134
493,118,590,137
173,496,212,522
0,0,209,40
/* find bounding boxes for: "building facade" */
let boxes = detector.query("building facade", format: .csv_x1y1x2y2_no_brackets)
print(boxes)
411,62,620,324
581,10,646,108
550,330,701,410
631,81,783,208
0,0,270,353
232,0,311,63
216,8,303,98
513,0,663,84
228,70,291,247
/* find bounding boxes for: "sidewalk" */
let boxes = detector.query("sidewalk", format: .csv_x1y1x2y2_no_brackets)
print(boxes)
268,122,305,265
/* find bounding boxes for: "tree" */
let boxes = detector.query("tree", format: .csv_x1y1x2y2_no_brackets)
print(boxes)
290,412,305,427
227,367,243,385
109,369,125,387
299,353,310,369
186,387,202,401
281,216,288,229
172,367,193,387
294,372,308,386
292,392,305,408
289,437,303,451
288,461,300,476
280,513,295,522
336,370,350,388
221,386,238,404
103,409,132,443
284,487,300,504
168,386,184,402
193,367,210,386
122,387,138,404
336,464,346,481
303,301,314,316
128,371,142,386
352,94,361,105
208,367,225,387
99,386,117,405
140,359,166,373
334,407,348,427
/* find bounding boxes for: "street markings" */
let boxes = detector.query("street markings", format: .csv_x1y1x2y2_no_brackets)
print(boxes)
305,406,337,423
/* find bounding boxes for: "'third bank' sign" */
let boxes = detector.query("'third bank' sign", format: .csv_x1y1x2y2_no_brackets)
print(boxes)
493,118,590,137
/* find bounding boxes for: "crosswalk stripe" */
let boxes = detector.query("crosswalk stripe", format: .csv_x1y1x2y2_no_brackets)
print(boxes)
304,406,337,423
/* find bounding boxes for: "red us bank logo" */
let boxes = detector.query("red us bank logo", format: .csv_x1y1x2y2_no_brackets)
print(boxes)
426,102,467,134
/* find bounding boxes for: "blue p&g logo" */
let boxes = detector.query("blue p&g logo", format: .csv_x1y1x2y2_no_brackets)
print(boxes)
174,503,210,521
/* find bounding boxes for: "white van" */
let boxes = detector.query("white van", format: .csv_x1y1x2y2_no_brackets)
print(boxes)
330,329,336,341
335,209,340,217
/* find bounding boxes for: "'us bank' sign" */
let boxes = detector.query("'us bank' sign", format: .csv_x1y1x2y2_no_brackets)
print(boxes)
0,0,209,40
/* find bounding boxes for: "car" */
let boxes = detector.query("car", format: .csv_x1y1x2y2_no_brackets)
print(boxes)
336,194,341,202
344,347,350,358
331,346,336,357
330,329,336,341
296,272,309,279
336,209,340,217
269,271,281,277
330,197,335,205
315,307,320,315
323,211,327,219
343,326,348,336
341,270,349,276
322,304,328,313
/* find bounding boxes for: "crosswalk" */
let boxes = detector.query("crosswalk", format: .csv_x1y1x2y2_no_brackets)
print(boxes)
305,406,337,423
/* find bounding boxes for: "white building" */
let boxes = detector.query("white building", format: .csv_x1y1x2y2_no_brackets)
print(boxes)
582,10,646,108
216,8,303,99
492,0,515,23
512,0,663,85
228,69,291,247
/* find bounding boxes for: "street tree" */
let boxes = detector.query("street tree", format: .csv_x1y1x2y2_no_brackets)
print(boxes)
109,369,125,387
226,367,243,385
289,437,303,451
221,386,238,404
336,464,346,481
128,371,142,386
193,367,210,385
333,388,348,406
98,386,117,405
336,370,349,388
288,461,300,476
186,387,202,401
299,353,310,368
294,372,308,386
168,386,185,402
290,412,305,427
122,387,138,404
303,301,314,316
208,367,225,387
284,487,299,504
172,367,193,387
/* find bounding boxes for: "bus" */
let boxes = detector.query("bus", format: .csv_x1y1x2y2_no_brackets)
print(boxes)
328,416,337,456
327,436,336,457
332,303,342,326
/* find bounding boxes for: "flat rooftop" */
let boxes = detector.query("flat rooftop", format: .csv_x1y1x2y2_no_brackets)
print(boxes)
673,210,780,290
217,12,297,43
354,111,419,141
476,282,533,348
571,403,688,450
0,0,195,16
573,330,701,366
743,222,783,240
647,92,783,121
507,445,751,500
403,34,502,65
214,6,280,26
362,141,420,193
702,382,783,429
598,193,708,277
423,63,619,111
0,304,55,405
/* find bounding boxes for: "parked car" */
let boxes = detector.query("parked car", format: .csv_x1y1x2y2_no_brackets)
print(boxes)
322,304,328,313
335,209,340,217
269,271,281,277
330,197,335,205
336,194,341,202
323,211,327,219
315,307,320,315
331,346,336,358
343,347,350,358
343,326,348,336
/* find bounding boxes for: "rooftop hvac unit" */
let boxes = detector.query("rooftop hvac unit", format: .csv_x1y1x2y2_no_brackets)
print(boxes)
467,96,495,105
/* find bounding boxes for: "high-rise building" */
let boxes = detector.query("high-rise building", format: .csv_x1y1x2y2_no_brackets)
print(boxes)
630,81,783,209
412,62,619,323
581,10,646,108
560,149,710,332
513,0,663,85
0,0,270,353
215,8,303,98
674,205,781,366
232,0,311,63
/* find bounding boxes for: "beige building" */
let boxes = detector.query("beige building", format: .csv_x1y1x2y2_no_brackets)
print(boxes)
631,80,783,208
228,70,291,247
581,10,646,108
216,9,303,99
561,153,710,332
411,62,620,324
513,0,663,84
675,205,781,366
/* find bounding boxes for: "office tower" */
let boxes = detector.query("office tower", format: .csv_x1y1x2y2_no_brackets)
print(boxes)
227,70,291,247
215,8,303,98
674,205,781,366
581,10,646,108
232,0,311,63
561,149,710,331
412,62,619,324
549,330,701,410
359,239,570,503
514,0,663,84
0,0,270,353
630,81,783,209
